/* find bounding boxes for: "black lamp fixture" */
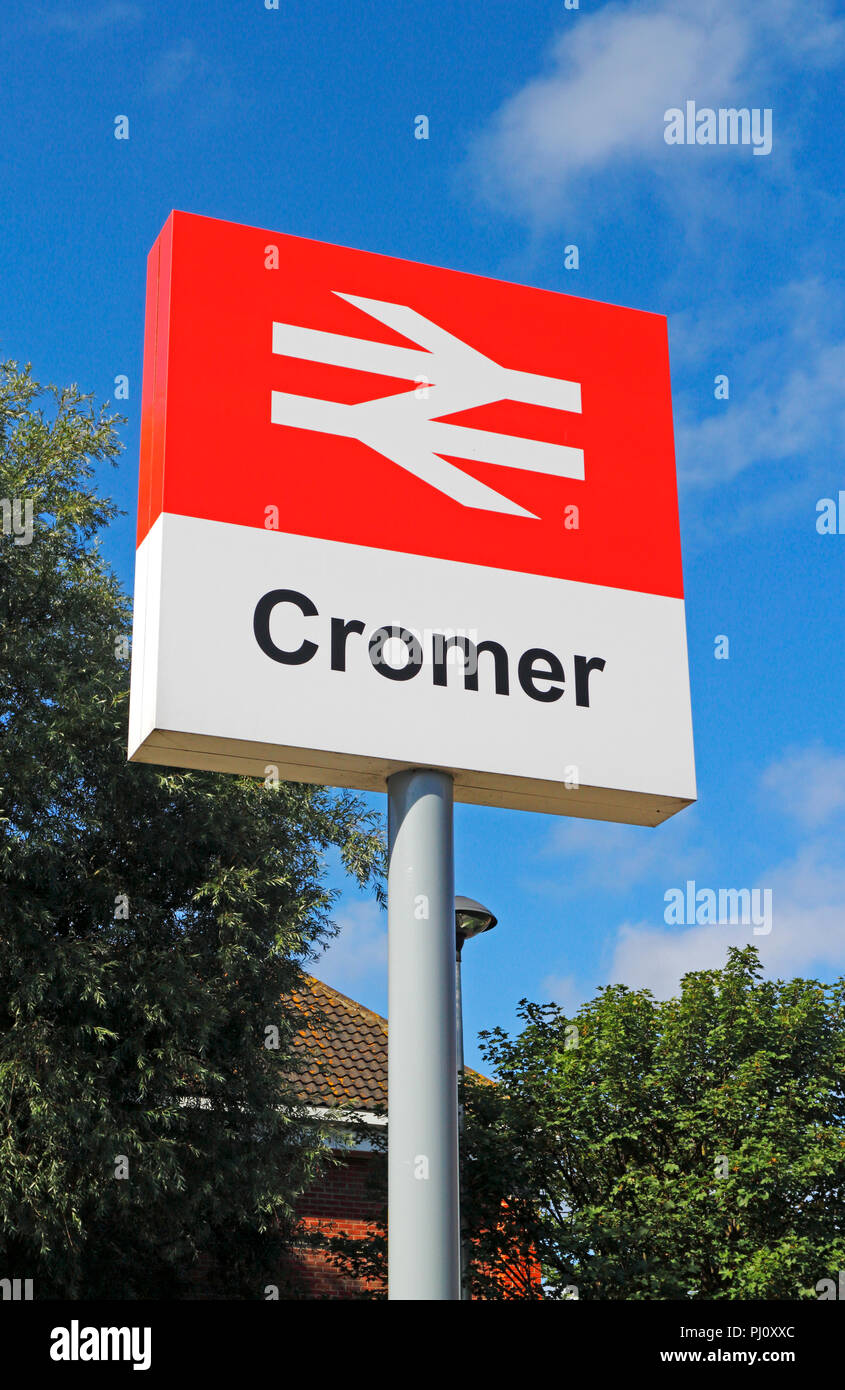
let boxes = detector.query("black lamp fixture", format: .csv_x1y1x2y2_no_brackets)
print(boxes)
454,893,497,1301
454,895,498,953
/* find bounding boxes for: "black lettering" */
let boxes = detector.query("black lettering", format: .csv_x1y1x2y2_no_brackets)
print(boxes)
369,625,423,681
432,635,509,694
518,647,565,702
331,616,366,671
472,640,510,695
253,589,318,665
574,654,606,707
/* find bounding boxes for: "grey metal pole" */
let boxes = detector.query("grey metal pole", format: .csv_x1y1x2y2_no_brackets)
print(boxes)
387,768,459,1300
456,946,465,1088
456,940,471,1300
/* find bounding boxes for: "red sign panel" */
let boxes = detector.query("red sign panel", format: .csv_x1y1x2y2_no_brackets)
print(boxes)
139,211,683,600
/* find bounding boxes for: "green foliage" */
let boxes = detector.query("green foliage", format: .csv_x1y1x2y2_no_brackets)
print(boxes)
307,955,845,1302
464,945,845,1299
0,362,386,1298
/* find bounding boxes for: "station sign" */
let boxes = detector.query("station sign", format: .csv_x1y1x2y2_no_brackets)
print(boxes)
128,211,695,823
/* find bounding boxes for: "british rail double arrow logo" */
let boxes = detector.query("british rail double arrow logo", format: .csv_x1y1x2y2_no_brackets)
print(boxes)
271,294,584,519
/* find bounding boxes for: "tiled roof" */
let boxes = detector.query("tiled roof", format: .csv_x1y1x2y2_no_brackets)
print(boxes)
289,972,487,1112
290,974,389,1112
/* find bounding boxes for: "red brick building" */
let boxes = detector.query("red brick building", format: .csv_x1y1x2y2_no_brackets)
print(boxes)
286,973,540,1299
287,974,389,1297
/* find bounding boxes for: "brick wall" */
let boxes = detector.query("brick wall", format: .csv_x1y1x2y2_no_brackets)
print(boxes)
188,1144,539,1299
289,1148,385,1299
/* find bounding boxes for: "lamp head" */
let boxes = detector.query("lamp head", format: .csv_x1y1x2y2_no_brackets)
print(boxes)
455,895,498,951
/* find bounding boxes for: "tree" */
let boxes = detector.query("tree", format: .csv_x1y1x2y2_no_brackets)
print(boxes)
324,947,845,1299
0,361,385,1298
463,945,845,1299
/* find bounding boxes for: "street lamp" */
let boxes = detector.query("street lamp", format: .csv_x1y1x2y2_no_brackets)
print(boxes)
455,895,498,946
455,894,497,1090
454,894,497,1300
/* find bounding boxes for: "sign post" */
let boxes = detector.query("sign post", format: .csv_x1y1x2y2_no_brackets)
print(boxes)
128,209,696,1302
387,769,459,1300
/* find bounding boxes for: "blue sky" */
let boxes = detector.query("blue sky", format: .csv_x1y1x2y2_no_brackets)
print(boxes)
2,0,843,1070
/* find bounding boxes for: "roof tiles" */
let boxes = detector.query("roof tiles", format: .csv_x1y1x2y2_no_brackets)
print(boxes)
290,973,389,1112
289,973,487,1112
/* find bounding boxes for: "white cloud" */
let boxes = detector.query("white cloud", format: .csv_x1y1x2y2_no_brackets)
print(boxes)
603,743,845,996
148,39,203,96
670,277,845,504
675,341,845,489
310,898,387,998
608,918,764,997
540,810,706,892
539,972,583,1014
145,38,232,117
38,3,142,34
760,744,845,828
607,845,845,996
670,278,845,370
466,0,844,223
